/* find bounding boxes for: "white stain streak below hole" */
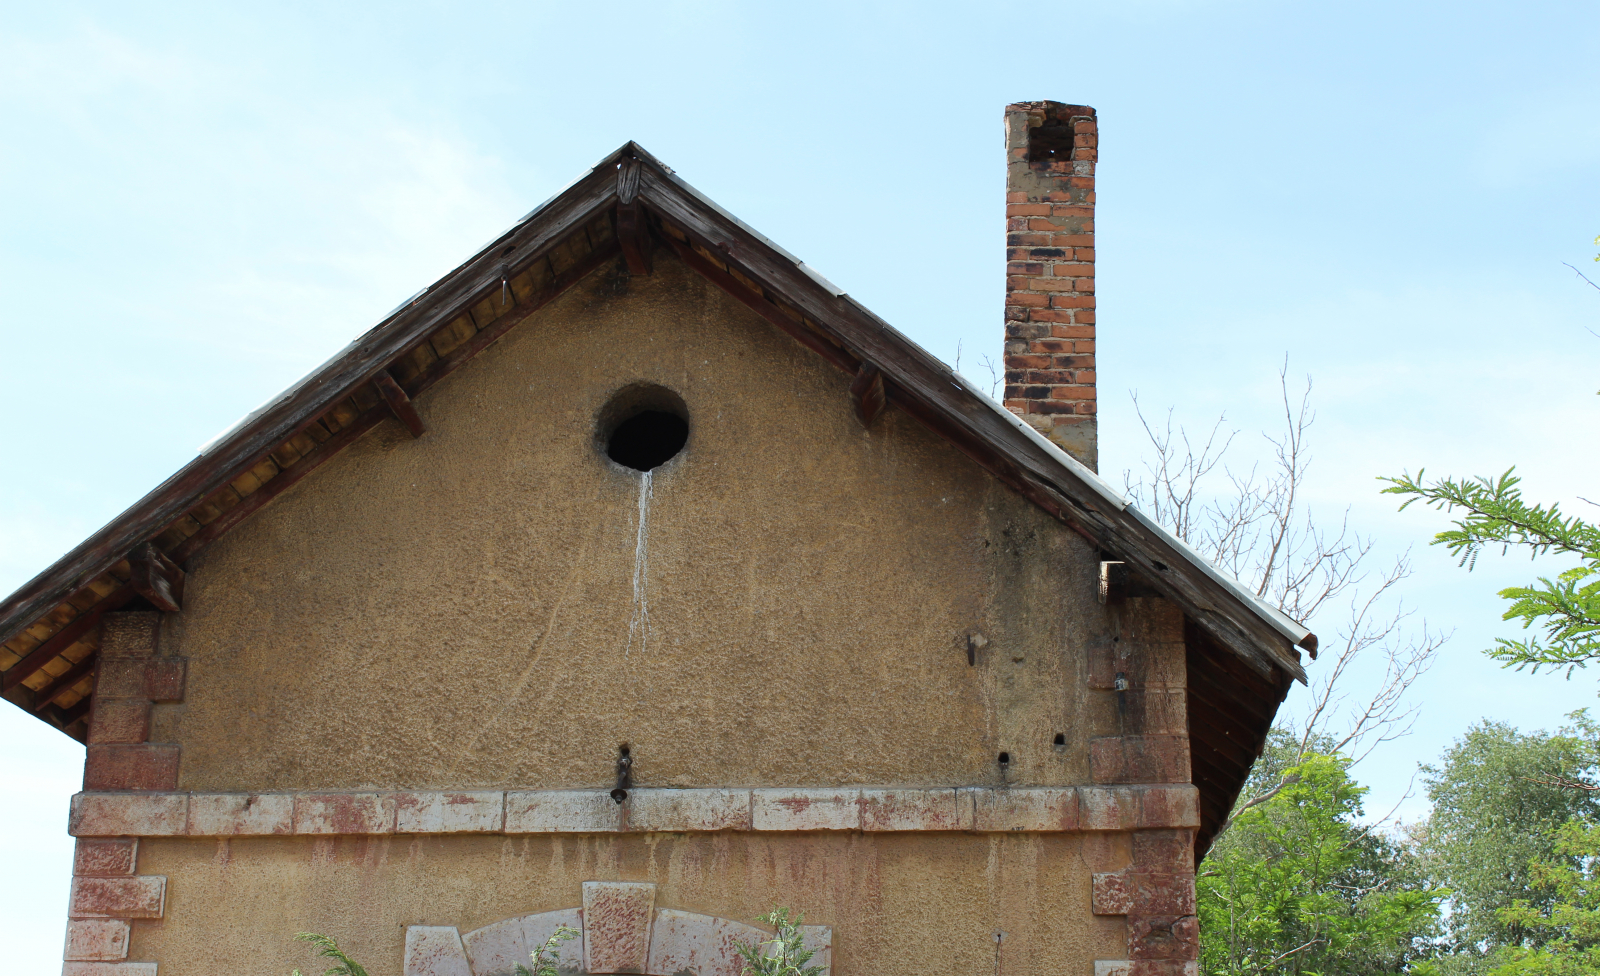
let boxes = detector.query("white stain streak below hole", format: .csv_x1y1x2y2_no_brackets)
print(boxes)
627,470,653,656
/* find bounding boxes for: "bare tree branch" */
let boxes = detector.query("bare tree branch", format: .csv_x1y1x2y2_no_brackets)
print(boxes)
1125,359,1444,838
1562,261,1600,294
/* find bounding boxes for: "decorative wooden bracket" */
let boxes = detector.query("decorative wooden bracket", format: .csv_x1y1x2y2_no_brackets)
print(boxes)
129,543,184,613
374,370,426,438
616,158,653,276
849,364,886,429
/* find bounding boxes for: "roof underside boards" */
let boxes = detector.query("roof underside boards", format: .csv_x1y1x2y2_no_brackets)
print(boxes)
0,143,1310,757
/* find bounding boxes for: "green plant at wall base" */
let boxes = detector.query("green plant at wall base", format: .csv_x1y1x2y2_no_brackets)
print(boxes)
734,909,826,976
515,925,581,976
290,932,368,976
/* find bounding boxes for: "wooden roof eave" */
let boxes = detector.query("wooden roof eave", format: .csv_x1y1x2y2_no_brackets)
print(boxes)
0,140,1309,735
0,151,628,651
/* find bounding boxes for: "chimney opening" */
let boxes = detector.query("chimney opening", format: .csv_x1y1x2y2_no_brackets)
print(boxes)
1027,120,1076,165
597,384,690,473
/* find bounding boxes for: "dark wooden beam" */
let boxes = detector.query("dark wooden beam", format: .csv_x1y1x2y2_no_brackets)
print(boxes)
374,370,426,438
128,542,183,612
616,158,653,276
51,697,92,731
849,365,886,429
2,586,131,693
32,653,97,713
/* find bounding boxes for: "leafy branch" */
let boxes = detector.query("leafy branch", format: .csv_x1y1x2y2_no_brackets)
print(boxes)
516,925,580,976
290,933,368,976
1380,468,1600,676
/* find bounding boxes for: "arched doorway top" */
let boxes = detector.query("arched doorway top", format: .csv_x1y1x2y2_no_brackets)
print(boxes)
404,881,831,976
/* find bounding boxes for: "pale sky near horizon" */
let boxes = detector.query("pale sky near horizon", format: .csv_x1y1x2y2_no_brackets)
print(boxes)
3,1,1599,971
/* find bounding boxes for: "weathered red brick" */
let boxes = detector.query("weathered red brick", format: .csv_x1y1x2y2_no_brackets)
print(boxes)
1092,872,1134,915
93,659,148,700
143,658,186,701
1130,872,1197,915
88,700,151,745
70,876,166,919
1089,736,1191,784
74,839,138,877
1127,915,1199,960
99,613,159,658
83,744,180,791
1133,830,1196,873
65,919,130,961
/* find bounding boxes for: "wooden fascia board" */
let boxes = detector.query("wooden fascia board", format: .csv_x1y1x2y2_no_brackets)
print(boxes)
635,165,1308,685
0,155,626,648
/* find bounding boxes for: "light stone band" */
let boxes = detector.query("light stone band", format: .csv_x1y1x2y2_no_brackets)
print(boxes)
69,784,1199,837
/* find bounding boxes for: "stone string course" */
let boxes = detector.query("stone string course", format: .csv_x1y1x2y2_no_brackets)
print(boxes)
68,784,1200,837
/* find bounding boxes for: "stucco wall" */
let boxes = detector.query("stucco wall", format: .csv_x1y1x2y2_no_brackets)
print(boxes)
128,831,1131,975
153,252,1113,794
105,251,1151,975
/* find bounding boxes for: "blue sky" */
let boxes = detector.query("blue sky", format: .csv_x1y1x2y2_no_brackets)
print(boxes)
3,1,1598,970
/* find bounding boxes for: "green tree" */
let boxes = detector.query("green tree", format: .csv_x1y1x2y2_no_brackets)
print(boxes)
1420,716,1600,958
1380,469,1600,676
1199,750,1442,976
1488,819,1600,975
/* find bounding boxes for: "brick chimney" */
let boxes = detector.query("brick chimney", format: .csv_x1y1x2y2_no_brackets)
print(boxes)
1003,102,1097,470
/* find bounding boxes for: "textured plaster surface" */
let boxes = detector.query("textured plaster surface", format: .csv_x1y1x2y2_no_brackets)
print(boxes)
154,253,1112,793
131,832,1130,975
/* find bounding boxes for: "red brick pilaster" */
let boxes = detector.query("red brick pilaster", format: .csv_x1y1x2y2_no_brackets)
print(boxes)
1003,101,1098,469
1089,596,1200,975
1093,831,1201,976
64,837,166,971
84,612,184,792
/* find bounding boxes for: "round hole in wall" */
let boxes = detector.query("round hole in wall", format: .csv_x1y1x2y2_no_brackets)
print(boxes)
597,384,690,472
997,752,1011,766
